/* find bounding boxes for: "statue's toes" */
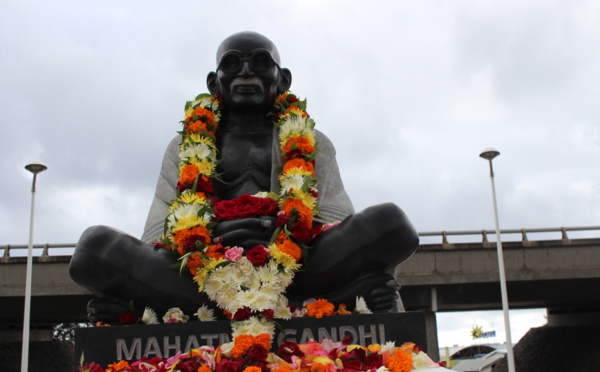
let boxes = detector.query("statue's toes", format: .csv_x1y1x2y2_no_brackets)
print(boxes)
86,297,133,324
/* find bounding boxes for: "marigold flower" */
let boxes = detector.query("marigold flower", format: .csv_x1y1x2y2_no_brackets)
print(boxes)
186,119,208,134
174,225,212,255
232,334,254,358
185,252,205,275
335,303,352,315
310,362,330,372
283,158,315,177
180,163,199,185
305,299,335,319
275,233,303,262
106,360,130,371
386,349,413,372
243,367,262,372
283,137,315,155
281,198,313,225
198,364,212,372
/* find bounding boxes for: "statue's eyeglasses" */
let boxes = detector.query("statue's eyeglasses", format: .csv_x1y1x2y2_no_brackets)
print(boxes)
218,49,278,74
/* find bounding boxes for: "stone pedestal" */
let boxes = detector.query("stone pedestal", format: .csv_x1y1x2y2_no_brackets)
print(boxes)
75,312,427,367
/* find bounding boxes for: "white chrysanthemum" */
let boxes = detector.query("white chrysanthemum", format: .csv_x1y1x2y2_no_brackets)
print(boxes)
180,142,215,162
256,262,281,285
194,305,216,322
274,303,292,320
192,96,215,109
235,289,271,311
280,174,306,193
380,341,397,355
232,317,275,339
241,270,261,290
355,296,372,314
278,116,314,141
141,307,159,325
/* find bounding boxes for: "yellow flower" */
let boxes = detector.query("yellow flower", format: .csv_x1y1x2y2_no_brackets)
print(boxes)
268,244,302,269
189,157,216,176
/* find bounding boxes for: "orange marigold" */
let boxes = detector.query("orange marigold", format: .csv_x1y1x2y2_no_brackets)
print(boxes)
335,303,352,315
283,137,315,155
186,119,208,134
243,367,263,372
306,299,335,319
185,251,205,275
282,198,313,225
106,360,130,371
310,363,329,372
273,365,293,372
386,350,413,372
194,106,215,123
253,333,272,350
232,334,254,358
173,225,212,255
205,244,224,260
277,236,303,262
180,163,199,185
283,158,315,177
276,92,289,103
198,364,212,372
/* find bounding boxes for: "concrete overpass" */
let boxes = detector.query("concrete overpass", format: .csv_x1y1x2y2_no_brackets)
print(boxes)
2,226,599,327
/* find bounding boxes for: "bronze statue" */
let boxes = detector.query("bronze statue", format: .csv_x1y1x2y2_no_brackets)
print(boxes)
69,31,419,322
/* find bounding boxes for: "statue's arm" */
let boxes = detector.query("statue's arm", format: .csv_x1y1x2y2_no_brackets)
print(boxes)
140,135,181,243
313,131,355,223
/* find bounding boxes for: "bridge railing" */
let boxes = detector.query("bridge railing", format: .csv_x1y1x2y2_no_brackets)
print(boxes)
2,226,600,258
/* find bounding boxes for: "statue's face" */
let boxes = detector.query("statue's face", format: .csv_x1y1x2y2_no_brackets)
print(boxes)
212,33,283,111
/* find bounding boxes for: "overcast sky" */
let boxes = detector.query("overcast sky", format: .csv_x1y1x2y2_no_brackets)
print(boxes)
1,0,597,349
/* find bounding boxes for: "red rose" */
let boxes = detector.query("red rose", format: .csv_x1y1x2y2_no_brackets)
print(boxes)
233,307,252,321
275,210,291,227
290,222,312,243
364,353,383,370
277,341,304,363
215,358,246,372
246,245,269,266
78,363,104,372
287,96,299,103
341,359,363,371
246,344,269,362
261,309,274,320
119,310,138,325
177,359,200,372
214,195,277,221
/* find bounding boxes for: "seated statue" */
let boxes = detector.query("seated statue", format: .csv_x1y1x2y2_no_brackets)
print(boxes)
69,31,419,322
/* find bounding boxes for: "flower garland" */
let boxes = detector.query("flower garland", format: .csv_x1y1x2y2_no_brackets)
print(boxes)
157,91,323,346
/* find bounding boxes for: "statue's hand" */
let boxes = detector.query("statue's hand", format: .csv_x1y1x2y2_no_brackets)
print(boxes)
212,216,276,250
354,272,401,313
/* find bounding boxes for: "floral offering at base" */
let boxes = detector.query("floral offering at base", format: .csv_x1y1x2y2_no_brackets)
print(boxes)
79,337,444,372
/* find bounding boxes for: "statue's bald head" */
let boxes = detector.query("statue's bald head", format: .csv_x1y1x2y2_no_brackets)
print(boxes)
216,31,281,67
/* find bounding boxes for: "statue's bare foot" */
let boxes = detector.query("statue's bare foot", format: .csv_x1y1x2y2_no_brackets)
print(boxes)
86,297,137,324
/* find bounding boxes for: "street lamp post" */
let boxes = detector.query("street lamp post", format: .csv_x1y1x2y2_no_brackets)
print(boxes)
21,161,47,372
479,148,515,372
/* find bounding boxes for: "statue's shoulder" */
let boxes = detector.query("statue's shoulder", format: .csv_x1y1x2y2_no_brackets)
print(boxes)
315,129,336,156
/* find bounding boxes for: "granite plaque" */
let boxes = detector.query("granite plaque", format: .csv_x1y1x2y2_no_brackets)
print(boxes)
75,312,426,367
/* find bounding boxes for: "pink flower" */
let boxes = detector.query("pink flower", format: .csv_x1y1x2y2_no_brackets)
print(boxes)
225,246,244,262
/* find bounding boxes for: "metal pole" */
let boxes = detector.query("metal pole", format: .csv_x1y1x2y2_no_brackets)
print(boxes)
21,173,38,372
21,161,46,372
486,158,516,372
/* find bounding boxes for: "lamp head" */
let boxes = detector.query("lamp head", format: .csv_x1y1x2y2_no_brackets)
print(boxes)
479,148,500,161
25,161,48,175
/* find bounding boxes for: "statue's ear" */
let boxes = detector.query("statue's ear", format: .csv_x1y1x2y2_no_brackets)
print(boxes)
277,68,292,94
207,71,219,95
